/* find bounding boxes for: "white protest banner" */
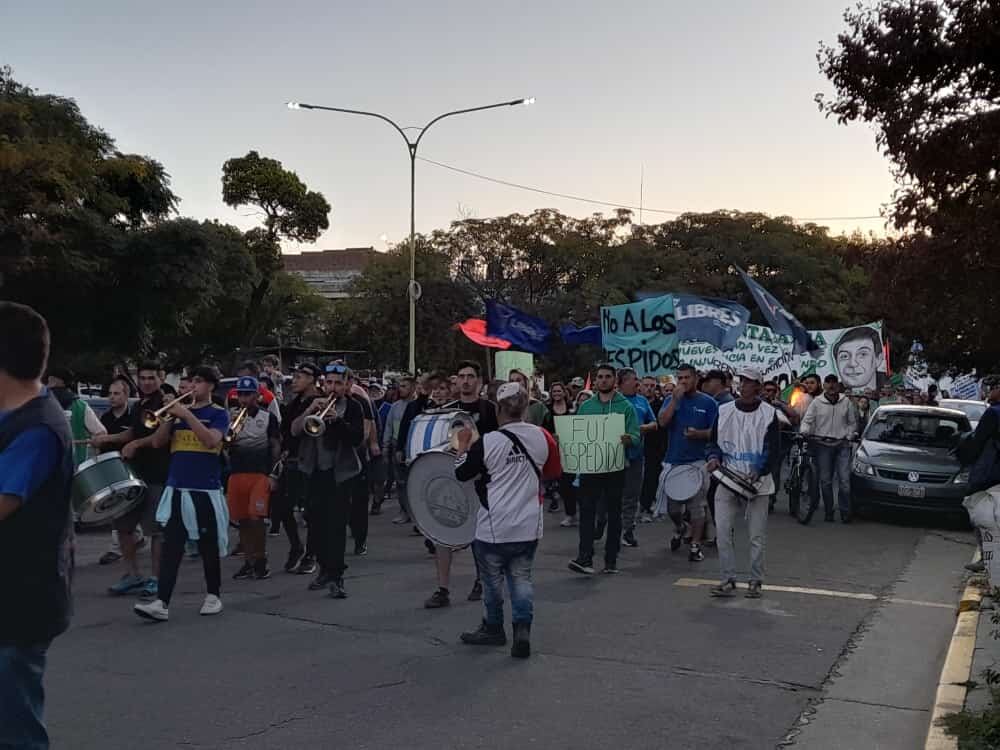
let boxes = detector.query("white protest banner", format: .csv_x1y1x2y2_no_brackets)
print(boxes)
555,413,626,474
495,351,534,381
601,295,680,377
679,321,886,392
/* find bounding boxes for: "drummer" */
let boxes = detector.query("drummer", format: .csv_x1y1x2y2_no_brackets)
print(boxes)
93,362,171,599
423,361,498,610
656,363,719,564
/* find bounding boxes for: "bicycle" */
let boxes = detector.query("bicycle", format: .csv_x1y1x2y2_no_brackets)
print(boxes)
786,434,816,524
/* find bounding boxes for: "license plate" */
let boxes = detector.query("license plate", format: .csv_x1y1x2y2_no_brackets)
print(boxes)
897,485,925,499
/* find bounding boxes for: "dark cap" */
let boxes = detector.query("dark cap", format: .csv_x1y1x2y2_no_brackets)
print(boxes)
295,362,322,379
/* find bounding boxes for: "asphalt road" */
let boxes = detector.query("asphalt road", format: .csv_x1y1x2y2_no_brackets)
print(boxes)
48,500,974,750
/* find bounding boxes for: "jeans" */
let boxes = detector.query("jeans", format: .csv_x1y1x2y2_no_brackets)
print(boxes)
715,486,768,583
158,490,222,606
0,643,50,750
578,471,625,566
812,441,852,516
472,540,538,626
621,457,644,532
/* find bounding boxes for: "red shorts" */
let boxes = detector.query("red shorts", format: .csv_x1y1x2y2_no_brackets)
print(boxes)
227,473,271,521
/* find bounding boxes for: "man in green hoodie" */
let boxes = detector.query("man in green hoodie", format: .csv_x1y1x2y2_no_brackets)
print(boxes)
568,364,640,575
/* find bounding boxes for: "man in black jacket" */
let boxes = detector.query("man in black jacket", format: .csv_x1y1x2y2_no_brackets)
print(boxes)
0,302,74,750
279,363,322,574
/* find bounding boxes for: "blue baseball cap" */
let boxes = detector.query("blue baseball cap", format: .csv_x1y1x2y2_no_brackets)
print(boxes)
236,376,259,393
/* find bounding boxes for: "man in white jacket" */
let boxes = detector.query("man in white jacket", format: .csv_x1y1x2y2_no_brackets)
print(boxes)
800,374,859,523
452,382,559,659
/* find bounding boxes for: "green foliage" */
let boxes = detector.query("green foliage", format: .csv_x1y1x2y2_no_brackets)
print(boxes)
939,689,1000,750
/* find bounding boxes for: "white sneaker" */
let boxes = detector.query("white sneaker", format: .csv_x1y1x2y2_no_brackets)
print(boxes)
559,516,578,527
638,512,654,524
200,594,223,616
134,598,169,622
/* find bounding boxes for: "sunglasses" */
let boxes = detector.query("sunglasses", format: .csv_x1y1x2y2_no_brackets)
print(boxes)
325,364,348,375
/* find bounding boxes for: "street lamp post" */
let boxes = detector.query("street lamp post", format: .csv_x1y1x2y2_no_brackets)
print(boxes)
287,97,535,375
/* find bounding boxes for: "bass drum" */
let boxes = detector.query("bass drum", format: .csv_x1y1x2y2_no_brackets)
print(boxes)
406,450,480,548
72,452,147,526
405,410,479,464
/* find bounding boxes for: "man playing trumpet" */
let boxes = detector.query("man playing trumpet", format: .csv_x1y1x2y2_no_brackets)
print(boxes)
226,376,281,581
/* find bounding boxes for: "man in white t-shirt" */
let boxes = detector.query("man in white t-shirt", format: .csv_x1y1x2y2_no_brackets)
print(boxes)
452,382,560,659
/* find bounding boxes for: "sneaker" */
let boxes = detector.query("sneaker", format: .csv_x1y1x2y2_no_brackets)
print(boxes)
200,594,223,616
370,501,382,516
354,543,368,556
670,522,689,552
460,620,507,646
602,566,620,575
329,577,348,599
511,623,531,659
710,580,737,598
391,514,411,525
138,576,158,598
294,555,317,575
231,543,244,557
622,530,638,548
108,573,145,596
559,516,578,527
568,559,595,575
253,561,271,580
467,580,483,601
308,571,332,591
688,543,704,563
232,561,254,580
424,587,450,609
745,581,763,599
99,550,122,565
638,512,654,524
547,499,560,513
134,598,169,622
284,547,304,573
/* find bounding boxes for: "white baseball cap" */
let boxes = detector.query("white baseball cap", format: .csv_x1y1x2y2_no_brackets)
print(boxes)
496,381,524,401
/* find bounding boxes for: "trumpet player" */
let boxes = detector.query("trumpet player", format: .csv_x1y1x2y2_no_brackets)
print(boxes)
227,377,281,582
291,363,364,600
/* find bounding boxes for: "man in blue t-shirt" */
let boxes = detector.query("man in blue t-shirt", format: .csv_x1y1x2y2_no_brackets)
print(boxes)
134,366,230,624
657,363,718,562
618,368,658,547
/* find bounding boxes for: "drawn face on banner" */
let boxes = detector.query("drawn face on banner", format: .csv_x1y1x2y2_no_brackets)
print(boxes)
833,326,884,392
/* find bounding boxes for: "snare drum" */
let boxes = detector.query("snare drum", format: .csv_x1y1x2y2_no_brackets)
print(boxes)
406,449,480,548
72,452,147,526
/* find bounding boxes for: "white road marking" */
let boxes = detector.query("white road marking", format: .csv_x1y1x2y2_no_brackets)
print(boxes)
674,578,953,609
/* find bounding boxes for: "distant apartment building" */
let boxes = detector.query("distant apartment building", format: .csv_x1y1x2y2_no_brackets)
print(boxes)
282,247,377,299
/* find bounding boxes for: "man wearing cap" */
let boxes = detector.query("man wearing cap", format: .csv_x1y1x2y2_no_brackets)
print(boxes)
705,368,782,599
279,363,322,574
227,377,281,581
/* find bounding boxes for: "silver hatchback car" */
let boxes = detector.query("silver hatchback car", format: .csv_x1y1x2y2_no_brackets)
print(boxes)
851,405,971,513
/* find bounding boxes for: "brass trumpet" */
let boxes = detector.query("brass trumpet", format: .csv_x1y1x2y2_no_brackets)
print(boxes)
303,398,338,437
142,391,195,430
224,407,249,445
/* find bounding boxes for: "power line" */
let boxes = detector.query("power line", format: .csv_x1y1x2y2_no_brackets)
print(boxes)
417,156,885,223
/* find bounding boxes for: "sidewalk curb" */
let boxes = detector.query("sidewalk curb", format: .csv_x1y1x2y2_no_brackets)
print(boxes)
924,555,984,750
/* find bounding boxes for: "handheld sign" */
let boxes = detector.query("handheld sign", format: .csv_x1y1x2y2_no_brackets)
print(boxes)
495,351,534,382
555,413,626,474
601,295,680,377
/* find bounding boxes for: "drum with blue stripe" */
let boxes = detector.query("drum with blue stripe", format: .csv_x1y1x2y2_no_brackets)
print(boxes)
405,410,477,463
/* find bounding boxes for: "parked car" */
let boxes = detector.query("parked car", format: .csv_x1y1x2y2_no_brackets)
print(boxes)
851,405,971,513
938,398,987,430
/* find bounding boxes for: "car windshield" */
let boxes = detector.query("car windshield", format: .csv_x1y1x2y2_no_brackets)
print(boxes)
865,412,970,448
940,401,987,423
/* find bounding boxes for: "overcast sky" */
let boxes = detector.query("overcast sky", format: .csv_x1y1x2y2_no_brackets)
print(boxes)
4,0,895,251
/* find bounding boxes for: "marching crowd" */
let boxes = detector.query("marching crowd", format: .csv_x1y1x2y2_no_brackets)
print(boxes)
5,299,1000,748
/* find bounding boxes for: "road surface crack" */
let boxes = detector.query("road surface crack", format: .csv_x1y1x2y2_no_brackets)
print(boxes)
257,609,450,647
827,696,928,713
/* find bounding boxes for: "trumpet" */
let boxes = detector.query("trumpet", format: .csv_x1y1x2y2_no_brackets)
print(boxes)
224,407,249,445
142,391,195,430
303,397,339,437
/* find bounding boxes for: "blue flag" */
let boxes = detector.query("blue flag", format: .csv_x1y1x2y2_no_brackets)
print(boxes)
485,300,551,354
673,294,750,352
736,267,820,355
559,323,602,347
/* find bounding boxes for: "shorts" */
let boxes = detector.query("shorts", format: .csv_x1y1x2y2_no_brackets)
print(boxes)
654,463,709,521
114,483,164,537
226,473,271,521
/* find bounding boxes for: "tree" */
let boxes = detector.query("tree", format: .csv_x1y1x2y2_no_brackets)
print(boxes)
818,0,1000,370
221,151,331,343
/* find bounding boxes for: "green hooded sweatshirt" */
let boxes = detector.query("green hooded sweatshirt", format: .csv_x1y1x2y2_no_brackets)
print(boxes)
575,390,641,465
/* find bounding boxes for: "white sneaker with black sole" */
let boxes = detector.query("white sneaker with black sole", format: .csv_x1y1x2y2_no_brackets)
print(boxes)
200,594,223,616
134,599,169,622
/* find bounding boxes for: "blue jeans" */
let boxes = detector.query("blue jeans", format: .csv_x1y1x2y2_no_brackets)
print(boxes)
472,540,538,626
0,643,50,750
812,441,852,516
